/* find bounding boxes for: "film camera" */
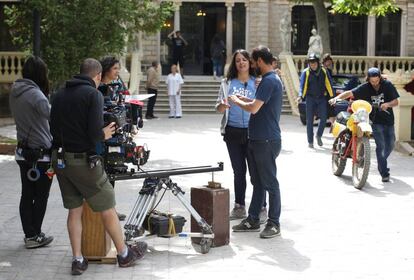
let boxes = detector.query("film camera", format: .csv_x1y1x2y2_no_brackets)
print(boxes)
101,85,149,174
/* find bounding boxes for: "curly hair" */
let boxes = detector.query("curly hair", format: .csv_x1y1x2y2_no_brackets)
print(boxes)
99,56,120,79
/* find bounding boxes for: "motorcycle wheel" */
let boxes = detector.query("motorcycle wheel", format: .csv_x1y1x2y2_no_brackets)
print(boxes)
332,132,347,176
352,136,371,189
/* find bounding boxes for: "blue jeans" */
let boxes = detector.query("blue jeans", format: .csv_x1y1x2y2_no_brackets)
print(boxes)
247,139,281,226
372,124,395,177
305,96,328,144
226,141,267,207
212,59,223,76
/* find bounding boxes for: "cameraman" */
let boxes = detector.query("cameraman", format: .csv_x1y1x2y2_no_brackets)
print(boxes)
50,58,146,275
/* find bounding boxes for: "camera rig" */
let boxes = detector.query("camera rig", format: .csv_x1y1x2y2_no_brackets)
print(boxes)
101,89,149,175
110,162,224,254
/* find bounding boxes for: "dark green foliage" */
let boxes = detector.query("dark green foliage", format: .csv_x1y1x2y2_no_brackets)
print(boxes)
5,0,174,87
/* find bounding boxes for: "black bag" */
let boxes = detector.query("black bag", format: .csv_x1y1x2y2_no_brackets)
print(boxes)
223,126,248,144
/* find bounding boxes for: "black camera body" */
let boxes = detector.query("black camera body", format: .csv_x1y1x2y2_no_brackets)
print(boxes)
101,98,149,174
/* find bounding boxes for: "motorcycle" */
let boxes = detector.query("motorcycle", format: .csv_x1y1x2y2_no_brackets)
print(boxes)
331,99,373,189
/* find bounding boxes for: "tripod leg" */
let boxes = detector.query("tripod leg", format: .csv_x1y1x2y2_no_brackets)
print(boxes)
173,186,212,234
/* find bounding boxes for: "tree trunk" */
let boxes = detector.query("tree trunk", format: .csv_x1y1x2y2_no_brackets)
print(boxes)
313,0,331,55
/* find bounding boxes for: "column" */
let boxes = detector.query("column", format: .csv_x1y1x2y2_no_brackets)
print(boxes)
245,1,249,50
174,1,181,31
367,15,376,57
128,32,143,94
226,2,234,63
156,30,161,66
400,8,407,56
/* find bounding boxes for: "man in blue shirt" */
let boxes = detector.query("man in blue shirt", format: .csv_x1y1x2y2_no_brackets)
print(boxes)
229,46,283,239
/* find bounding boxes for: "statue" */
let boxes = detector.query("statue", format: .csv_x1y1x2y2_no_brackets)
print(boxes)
307,28,323,57
279,11,292,53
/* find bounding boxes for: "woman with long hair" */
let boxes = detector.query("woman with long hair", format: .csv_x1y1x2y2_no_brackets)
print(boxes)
215,49,267,222
9,56,54,249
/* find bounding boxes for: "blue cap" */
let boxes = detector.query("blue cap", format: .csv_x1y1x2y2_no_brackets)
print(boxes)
367,67,381,77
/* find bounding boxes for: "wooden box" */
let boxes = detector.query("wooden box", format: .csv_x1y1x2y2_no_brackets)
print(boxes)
190,186,229,247
81,201,116,263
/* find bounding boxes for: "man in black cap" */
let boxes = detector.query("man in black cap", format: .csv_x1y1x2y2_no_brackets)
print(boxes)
329,67,400,182
297,53,334,148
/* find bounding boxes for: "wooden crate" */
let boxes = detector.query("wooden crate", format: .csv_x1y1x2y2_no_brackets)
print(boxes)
81,202,117,263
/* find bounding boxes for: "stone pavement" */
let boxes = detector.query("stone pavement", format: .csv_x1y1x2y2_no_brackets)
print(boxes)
0,114,413,280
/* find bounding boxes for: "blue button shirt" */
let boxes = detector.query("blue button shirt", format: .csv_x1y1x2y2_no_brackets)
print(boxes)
227,77,256,128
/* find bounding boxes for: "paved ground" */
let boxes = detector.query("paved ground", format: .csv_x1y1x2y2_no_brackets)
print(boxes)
0,114,413,280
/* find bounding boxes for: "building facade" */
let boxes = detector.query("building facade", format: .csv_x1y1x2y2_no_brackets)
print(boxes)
142,0,414,75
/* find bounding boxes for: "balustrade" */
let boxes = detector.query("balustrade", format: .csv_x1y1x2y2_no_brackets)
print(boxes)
293,55,414,76
0,52,26,83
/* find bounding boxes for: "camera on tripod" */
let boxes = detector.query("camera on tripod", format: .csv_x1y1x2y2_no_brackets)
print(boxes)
100,90,149,175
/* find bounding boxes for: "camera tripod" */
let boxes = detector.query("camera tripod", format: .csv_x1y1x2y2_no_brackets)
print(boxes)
110,163,223,254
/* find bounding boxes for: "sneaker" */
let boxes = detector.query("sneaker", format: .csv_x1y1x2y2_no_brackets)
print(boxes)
168,116,175,119
260,221,280,239
117,212,126,221
382,175,390,182
129,241,148,257
71,258,88,275
117,245,144,267
175,116,182,119
316,136,323,147
232,217,260,232
259,207,268,224
229,204,247,220
150,115,159,119
308,143,314,149
24,232,53,249
145,115,153,120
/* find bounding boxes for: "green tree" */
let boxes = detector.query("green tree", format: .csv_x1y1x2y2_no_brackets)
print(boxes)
293,0,398,54
5,0,174,86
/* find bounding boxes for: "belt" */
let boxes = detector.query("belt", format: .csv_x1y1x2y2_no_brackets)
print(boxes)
52,150,87,159
249,139,278,143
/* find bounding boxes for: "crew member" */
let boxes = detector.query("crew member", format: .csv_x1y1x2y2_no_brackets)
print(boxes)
50,58,147,275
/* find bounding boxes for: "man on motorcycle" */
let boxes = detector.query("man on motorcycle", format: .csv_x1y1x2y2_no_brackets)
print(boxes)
329,67,400,182
297,53,334,148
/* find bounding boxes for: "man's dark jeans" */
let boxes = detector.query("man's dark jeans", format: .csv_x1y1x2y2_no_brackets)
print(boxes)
146,88,158,117
247,139,281,226
305,96,327,144
17,161,52,238
372,123,395,177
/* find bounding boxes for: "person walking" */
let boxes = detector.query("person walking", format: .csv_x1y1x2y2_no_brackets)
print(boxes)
145,61,160,119
215,49,267,223
297,53,334,148
229,46,283,239
329,67,400,182
166,64,184,118
50,58,147,275
9,56,54,249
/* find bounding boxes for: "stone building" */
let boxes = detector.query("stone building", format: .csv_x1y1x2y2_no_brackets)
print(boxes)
143,0,414,75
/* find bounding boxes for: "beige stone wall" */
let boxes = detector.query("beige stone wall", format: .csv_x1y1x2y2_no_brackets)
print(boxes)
406,3,414,56
246,0,269,50
142,33,158,65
